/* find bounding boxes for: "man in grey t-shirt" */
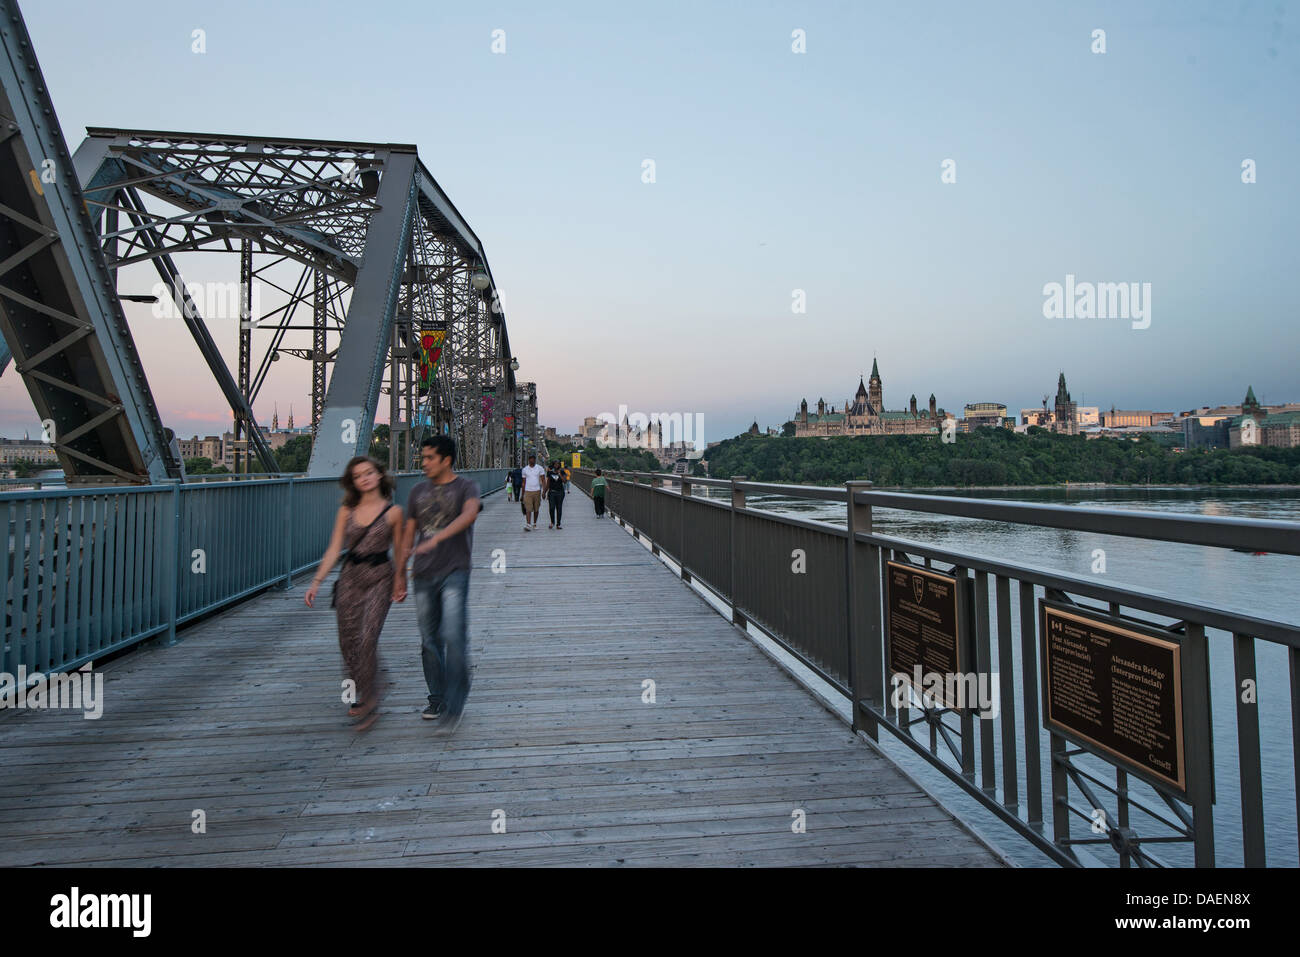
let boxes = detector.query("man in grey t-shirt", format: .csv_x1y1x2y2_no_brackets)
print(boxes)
402,435,481,732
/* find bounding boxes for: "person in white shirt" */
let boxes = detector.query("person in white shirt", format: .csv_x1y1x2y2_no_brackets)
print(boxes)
520,453,546,531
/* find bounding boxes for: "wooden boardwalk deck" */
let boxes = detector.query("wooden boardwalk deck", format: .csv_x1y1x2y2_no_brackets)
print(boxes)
0,483,1004,867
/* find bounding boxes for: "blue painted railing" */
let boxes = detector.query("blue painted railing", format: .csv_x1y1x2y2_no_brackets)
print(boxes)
0,469,507,676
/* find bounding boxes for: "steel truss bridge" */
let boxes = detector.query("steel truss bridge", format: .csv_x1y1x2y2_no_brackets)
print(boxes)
0,0,531,484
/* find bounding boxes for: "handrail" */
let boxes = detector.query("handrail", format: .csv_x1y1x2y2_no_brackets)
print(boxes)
570,468,1300,556
0,468,508,680
569,466,1300,868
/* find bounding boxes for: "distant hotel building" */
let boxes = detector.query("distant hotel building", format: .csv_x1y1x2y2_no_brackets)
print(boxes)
959,402,1015,432
178,435,223,462
1228,386,1300,449
1099,409,1175,428
0,437,58,468
793,359,946,437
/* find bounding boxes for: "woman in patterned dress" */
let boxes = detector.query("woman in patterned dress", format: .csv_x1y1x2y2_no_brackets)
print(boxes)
305,456,407,731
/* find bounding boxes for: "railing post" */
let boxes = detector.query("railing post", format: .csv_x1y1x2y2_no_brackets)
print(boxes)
845,480,877,738
649,475,660,556
1183,623,1216,867
163,479,181,646
282,476,294,588
613,471,623,527
679,476,691,583
730,476,746,628
629,473,639,538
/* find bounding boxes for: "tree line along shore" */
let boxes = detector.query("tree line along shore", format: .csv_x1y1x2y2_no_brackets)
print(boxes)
696,427,1300,488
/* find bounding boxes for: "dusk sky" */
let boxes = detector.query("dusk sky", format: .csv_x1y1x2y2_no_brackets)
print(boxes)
2,0,1297,444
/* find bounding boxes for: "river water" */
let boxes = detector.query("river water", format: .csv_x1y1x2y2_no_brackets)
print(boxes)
694,485,1300,867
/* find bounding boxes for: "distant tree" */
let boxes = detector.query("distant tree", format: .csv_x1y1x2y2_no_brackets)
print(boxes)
10,457,40,478
275,435,313,473
369,424,390,465
697,430,1300,487
183,457,229,475
781,421,796,437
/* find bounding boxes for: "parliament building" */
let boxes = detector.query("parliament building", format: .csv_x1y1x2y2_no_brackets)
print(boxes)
793,360,947,437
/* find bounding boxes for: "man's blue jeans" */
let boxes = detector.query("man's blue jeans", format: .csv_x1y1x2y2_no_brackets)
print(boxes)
413,569,471,717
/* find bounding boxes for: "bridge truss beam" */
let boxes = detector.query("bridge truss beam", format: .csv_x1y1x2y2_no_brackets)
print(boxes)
71,128,517,478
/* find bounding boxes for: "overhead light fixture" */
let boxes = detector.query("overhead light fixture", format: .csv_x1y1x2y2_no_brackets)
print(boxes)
509,358,519,371
470,271,490,291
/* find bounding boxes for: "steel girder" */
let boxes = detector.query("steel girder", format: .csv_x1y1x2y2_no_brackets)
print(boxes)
0,0,180,484
69,128,518,478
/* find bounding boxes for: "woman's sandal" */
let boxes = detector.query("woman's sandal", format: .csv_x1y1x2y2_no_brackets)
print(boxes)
350,696,379,720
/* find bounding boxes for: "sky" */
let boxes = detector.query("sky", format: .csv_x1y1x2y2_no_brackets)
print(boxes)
2,0,1298,445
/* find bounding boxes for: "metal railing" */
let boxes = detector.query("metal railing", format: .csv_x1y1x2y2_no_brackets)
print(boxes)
570,468,1300,868
1,468,507,678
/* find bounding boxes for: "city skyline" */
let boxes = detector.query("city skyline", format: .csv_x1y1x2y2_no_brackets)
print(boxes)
0,0,1295,448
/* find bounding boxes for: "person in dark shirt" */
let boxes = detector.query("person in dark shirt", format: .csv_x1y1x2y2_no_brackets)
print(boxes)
401,435,481,733
545,460,567,529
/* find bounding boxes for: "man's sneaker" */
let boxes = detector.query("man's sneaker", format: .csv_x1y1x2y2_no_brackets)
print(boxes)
422,704,444,721
524,524,531,531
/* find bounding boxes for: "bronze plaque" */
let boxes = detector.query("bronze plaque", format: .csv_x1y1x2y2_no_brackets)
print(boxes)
1040,601,1186,794
885,562,962,708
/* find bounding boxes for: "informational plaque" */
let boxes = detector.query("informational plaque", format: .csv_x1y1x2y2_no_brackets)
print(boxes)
885,562,962,708
1039,601,1186,794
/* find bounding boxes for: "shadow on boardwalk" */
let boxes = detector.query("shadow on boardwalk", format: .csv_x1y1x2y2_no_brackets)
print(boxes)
0,486,1005,866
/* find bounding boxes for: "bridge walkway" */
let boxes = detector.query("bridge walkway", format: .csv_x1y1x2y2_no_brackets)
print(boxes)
0,483,1004,866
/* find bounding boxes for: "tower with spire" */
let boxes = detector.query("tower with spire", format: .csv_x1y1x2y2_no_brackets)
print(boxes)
849,376,870,416
287,405,294,431
868,356,882,412
1241,385,1262,419
1053,372,1078,435
272,403,279,432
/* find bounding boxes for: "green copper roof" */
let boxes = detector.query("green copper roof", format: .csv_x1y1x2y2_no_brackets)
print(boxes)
870,357,880,379
1244,385,1258,405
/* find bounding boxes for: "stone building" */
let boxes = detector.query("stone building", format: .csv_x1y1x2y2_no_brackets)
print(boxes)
793,359,945,437
1230,385,1300,449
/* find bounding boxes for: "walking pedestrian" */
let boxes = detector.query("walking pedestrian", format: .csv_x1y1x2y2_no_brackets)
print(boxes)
402,435,481,734
305,456,405,732
546,459,567,529
591,468,607,517
509,465,523,503
520,452,545,531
